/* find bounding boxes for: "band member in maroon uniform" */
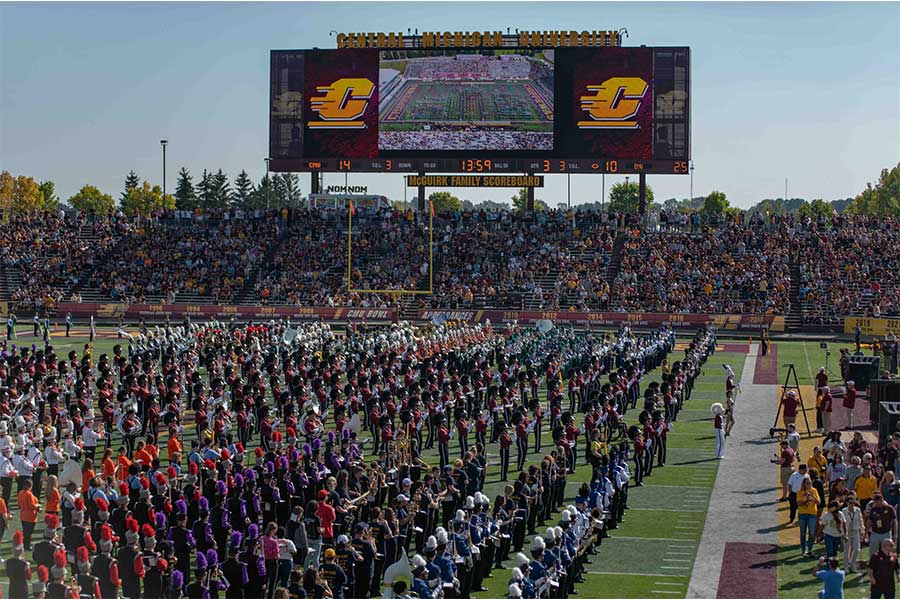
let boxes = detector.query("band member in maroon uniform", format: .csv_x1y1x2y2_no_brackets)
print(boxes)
437,416,450,470
499,424,512,481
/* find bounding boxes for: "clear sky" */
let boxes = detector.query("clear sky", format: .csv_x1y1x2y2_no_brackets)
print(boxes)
2,1,899,208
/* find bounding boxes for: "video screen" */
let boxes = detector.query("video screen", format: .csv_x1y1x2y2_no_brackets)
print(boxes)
378,49,554,151
269,51,306,158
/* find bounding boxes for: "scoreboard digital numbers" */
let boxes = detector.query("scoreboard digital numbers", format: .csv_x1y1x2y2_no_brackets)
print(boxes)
269,46,690,175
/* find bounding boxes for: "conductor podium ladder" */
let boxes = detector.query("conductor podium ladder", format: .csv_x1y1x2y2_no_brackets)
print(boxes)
772,363,812,437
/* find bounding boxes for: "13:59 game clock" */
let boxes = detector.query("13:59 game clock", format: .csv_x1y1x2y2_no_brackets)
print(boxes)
460,159,493,172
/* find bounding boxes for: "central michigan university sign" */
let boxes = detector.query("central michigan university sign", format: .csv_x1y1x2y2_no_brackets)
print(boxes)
336,30,621,49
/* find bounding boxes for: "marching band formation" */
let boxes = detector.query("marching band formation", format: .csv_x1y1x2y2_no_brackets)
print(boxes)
0,316,715,598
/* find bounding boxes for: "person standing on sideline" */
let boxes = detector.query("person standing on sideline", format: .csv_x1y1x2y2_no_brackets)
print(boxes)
809,446,828,480
854,465,878,510
89,315,96,343
842,493,863,573
797,477,821,557
816,367,829,395
843,381,858,430
33,314,39,337
868,538,899,600
781,391,800,429
787,424,801,454
788,464,810,524
65,313,72,337
711,403,725,459
866,492,898,559
780,441,797,501
821,387,835,434
814,556,845,599
820,501,846,560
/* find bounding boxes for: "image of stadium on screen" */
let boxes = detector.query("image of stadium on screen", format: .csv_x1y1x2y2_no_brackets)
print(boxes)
378,49,554,151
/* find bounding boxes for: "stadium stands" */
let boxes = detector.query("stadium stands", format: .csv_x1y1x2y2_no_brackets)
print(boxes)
2,207,898,325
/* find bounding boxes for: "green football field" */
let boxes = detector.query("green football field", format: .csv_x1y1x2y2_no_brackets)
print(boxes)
381,80,552,129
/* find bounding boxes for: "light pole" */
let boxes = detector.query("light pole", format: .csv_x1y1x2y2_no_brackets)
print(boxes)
160,140,168,199
690,160,694,201
264,157,271,210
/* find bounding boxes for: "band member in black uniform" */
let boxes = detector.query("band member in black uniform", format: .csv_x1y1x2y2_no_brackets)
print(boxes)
7,531,32,600
222,532,250,599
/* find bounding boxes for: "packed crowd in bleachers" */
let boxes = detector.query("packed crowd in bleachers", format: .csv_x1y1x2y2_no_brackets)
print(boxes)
82,218,280,305
2,207,899,324
797,217,900,324
0,211,137,307
610,223,793,315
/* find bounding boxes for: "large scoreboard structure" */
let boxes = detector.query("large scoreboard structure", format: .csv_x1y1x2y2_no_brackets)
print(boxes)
269,43,690,177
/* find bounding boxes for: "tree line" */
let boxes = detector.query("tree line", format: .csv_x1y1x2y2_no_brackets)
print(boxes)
1,163,896,217
0,169,303,217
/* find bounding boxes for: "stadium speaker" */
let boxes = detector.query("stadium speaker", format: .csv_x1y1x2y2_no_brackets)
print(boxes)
871,380,900,425
879,401,900,447
848,356,881,392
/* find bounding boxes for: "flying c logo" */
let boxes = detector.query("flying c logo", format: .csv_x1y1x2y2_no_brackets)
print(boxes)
308,77,375,129
578,77,649,129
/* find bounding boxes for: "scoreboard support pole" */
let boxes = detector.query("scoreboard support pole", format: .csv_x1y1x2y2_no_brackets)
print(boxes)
417,171,426,212
639,173,647,215
527,173,535,211
310,173,321,195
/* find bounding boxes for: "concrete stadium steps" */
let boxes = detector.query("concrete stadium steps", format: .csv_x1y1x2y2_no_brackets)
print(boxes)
234,230,289,304
786,262,803,330
0,268,20,301
605,232,628,283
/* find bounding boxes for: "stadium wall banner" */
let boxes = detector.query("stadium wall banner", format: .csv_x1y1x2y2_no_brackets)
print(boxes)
844,316,900,336
406,175,544,187
52,303,398,322
417,310,785,331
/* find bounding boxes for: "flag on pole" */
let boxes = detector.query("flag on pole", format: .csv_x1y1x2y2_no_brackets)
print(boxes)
349,200,355,216
429,200,435,218
383,549,413,592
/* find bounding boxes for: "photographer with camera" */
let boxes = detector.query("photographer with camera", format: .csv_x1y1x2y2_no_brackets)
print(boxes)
813,555,845,599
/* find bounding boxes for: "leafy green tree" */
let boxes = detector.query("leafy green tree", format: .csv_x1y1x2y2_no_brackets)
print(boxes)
196,170,213,209
68,184,115,214
428,191,462,213
845,164,900,217
277,173,302,207
210,169,231,208
174,168,197,211
474,199,508,211
231,170,253,208
271,175,288,207
511,188,548,212
246,176,273,210
607,181,654,214
38,181,59,209
702,190,730,215
122,170,140,201
662,197,704,213
0,171,45,212
798,198,832,220
121,181,175,216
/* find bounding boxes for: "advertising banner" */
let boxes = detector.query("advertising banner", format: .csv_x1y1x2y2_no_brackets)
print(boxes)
844,317,900,337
